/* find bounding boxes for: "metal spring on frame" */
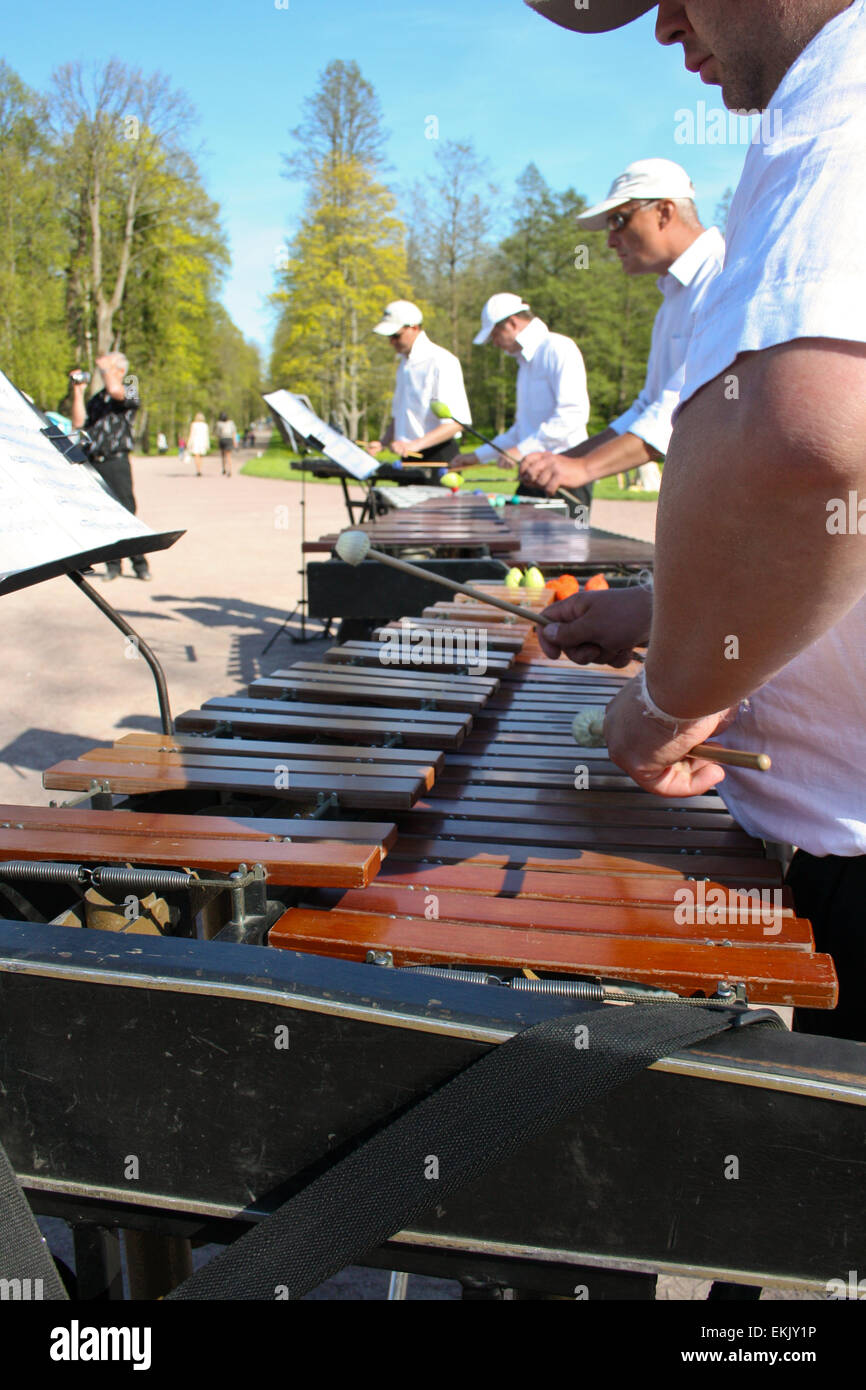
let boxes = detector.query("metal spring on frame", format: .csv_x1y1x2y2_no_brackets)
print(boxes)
0,861,89,885
0,861,195,893
509,977,606,1000
405,965,500,987
89,866,196,893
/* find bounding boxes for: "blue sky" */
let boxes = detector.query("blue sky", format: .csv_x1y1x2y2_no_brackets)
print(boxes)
8,0,751,354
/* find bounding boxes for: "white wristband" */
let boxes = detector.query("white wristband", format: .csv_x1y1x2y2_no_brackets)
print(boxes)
637,668,727,735
636,668,689,733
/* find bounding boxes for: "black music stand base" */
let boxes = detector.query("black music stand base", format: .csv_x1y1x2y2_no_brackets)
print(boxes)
261,604,333,655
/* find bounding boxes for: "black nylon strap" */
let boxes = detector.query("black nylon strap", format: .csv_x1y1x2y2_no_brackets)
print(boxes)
0,1139,68,1300
169,1001,779,1300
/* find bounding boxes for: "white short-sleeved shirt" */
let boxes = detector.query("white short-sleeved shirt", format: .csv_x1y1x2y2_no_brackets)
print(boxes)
678,0,866,856
474,318,589,463
610,228,725,456
392,331,471,440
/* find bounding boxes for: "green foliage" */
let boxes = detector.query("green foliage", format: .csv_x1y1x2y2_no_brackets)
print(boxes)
270,158,410,439
0,63,72,407
272,62,411,440
0,58,262,447
488,165,661,435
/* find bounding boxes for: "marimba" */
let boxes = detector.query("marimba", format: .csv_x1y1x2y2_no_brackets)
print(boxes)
307,493,520,556
306,493,656,629
1,596,863,1300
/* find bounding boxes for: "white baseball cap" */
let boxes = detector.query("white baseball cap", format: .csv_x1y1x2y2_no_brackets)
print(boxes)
372,300,423,336
474,293,532,346
525,0,655,33
576,159,696,230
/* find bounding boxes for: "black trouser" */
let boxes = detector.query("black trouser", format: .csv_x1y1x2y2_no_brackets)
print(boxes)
516,476,594,518
92,453,149,573
707,848,866,1303
787,850,866,1042
393,439,459,488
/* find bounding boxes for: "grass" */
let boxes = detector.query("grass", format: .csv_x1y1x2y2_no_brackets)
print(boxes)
240,438,659,501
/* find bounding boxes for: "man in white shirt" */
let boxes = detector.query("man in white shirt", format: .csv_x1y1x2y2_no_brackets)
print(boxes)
458,293,592,511
520,159,724,497
369,300,471,484
529,0,866,1042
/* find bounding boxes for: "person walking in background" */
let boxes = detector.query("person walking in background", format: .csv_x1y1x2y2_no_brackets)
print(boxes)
186,412,210,477
156,431,168,455
69,352,151,582
215,412,237,477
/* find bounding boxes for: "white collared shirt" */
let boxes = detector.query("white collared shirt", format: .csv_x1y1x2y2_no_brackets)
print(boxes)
475,317,589,462
392,331,471,439
677,0,866,856
610,228,725,456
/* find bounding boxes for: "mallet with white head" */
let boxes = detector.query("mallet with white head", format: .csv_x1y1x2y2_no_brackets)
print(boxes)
431,400,585,510
335,529,554,627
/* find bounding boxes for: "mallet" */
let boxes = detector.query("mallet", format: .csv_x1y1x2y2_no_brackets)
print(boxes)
430,400,585,511
572,708,772,773
334,529,554,627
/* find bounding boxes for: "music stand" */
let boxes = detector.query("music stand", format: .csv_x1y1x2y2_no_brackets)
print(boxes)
0,369,184,734
261,390,380,652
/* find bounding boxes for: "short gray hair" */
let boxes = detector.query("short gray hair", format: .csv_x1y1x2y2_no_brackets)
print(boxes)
671,198,701,229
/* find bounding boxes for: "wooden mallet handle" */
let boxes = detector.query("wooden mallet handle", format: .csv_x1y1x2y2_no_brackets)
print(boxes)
362,545,552,626
690,742,771,772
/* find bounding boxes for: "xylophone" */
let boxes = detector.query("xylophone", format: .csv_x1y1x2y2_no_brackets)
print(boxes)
306,492,656,630
0,595,863,1299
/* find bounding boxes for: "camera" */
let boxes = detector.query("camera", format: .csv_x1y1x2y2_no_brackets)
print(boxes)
69,370,91,385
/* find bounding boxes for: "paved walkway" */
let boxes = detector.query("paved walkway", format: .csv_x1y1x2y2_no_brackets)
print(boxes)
0,456,656,804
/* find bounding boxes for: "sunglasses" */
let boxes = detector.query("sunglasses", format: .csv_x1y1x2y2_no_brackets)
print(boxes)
606,200,659,232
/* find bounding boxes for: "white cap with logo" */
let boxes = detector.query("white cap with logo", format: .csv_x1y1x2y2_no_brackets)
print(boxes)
576,159,696,230
473,293,532,346
372,300,423,336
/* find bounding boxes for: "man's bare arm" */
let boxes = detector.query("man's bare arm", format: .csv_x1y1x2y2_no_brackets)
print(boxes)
69,384,86,429
394,419,461,459
647,339,866,717
520,429,659,492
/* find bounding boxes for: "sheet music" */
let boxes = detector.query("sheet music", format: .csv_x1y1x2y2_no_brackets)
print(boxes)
263,389,379,481
0,367,180,594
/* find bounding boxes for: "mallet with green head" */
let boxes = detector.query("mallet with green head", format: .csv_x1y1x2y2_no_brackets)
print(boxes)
430,400,586,511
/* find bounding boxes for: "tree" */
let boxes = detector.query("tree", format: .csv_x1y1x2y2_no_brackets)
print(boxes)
52,58,197,361
284,59,387,180
271,159,408,438
272,63,409,439
0,63,71,406
408,140,497,357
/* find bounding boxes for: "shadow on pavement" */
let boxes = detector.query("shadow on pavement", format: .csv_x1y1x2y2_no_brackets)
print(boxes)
0,729,101,774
